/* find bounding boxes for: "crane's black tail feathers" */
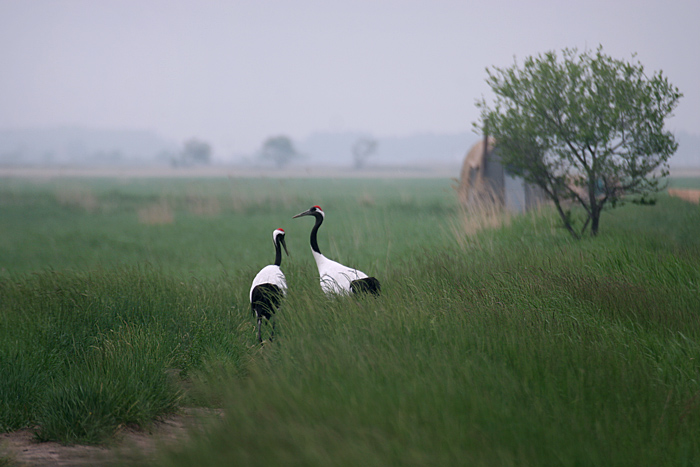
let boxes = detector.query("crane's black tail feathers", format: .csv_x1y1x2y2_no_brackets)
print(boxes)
250,283,284,319
251,283,284,343
350,277,381,296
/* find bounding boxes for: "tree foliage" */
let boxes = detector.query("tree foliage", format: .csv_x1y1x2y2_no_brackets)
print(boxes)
352,137,378,169
476,46,682,238
258,135,300,168
174,138,212,166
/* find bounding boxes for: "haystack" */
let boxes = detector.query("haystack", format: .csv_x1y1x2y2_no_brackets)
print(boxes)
457,136,545,212
457,136,497,206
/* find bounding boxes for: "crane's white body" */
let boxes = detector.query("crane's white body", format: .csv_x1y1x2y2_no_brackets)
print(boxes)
293,205,379,296
312,250,368,295
249,265,287,302
249,228,288,343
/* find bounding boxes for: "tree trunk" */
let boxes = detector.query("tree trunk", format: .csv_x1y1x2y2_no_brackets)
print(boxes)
590,199,602,236
553,198,580,239
590,211,600,236
588,178,600,236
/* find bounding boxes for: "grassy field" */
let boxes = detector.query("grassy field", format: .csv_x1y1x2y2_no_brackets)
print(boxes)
668,173,700,190
1,175,699,466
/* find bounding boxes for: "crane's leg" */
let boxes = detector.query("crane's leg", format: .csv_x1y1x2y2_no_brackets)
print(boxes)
256,314,262,343
270,316,276,342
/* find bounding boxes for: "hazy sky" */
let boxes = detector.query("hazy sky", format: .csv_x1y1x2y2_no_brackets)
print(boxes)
1,0,698,157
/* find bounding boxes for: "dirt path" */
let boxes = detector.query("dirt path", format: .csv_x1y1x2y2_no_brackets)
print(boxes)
0,408,219,466
668,188,700,203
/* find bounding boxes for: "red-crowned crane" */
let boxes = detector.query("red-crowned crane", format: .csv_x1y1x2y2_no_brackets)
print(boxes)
249,228,288,343
293,205,380,296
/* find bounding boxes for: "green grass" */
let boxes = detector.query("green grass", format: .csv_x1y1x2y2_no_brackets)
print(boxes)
0,267,249,443
1,176,699,465
668,175,700,190
0,177,452,278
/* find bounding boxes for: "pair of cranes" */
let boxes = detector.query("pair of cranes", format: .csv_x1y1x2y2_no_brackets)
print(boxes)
249,205,381,343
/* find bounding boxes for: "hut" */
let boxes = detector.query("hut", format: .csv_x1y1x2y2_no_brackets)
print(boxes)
457,136,546,212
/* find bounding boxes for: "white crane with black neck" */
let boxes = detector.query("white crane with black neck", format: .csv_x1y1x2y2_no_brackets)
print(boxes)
249,228,288,342
293,205,380,296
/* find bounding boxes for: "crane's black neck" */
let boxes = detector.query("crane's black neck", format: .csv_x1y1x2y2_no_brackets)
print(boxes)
274,237,283,266
310,213,323,254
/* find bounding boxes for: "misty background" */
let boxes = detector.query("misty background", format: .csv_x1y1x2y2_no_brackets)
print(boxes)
1,1,698,170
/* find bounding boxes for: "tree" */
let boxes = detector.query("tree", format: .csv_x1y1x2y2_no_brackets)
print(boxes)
352,137,378,169
173,138,211,166
258,135,300,168
475,46,682,238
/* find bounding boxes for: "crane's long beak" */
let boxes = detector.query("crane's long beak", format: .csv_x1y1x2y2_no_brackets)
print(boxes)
292,209,313,219
280,236,289,256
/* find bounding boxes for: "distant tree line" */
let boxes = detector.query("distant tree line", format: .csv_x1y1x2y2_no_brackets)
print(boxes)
257,136,301,168
255,135,379,169
171,138,212,166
